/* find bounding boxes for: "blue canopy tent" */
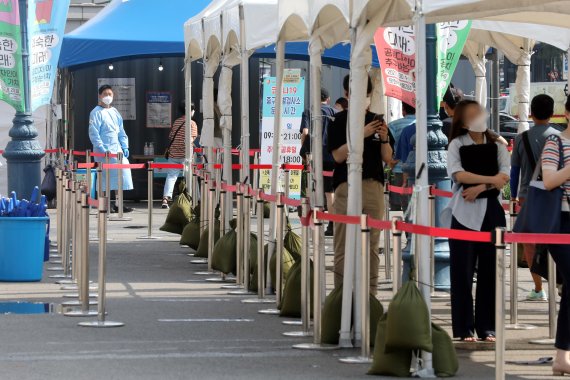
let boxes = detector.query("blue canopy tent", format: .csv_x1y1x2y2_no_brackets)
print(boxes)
58,0,378,69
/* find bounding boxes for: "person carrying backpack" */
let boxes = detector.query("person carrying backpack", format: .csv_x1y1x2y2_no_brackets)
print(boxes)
511,94,563,301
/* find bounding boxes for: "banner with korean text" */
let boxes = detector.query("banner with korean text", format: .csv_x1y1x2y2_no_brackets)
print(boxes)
259,69,305,199
28,0,71,111
0,0,25,111
374,21,471,107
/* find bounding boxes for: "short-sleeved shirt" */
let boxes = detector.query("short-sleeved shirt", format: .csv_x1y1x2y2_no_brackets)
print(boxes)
388,115,416,173
168,116,198,159
511,123,561,199
443,133,510,231
327,110,394,189
542,134,570,211
395,123,416,164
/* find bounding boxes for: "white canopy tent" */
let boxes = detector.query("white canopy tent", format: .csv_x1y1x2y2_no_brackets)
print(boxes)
184,0,570,368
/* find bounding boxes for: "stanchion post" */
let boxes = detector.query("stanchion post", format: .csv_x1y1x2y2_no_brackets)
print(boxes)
252,152,259,215
78,196,124,328
105,152,111,214
506,201,535,330
392,216,403,294
275,192,285,307
243,186,252,292
339,214,372,363
429,191,435,294
72,181,80,282
235,184,244,285
494,227,506,380
137,163,159,240
85,149,92,198
110,152,131,222
220,183,226,236
548,256,558,339
48,171,69,275
207,178,215,273
55,168,63,257
384,182,391,281
64,177,72,278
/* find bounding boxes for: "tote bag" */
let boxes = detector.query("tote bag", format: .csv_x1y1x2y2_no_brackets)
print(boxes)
514,135,565,234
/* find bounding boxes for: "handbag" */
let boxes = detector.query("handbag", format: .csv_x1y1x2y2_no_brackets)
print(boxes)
514,135,566,234
164,121,185,160
40,165,57,201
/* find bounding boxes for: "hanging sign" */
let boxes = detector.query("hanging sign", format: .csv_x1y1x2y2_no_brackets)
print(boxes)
436,21,472,105
28,0,71,111
146,91,171,128
374,21,471,107
0,0,25,112
259,69,305,199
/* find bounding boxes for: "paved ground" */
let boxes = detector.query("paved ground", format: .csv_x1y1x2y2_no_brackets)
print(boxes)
0,202,563,379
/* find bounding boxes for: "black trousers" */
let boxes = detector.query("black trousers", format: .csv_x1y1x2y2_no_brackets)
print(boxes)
548,212,570,350
449,198,506,338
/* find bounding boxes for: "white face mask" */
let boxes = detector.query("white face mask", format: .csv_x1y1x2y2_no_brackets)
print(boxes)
468,114,488,133
101,96,113,106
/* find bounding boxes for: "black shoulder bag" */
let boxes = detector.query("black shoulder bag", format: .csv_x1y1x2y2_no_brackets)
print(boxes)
164,121,185,160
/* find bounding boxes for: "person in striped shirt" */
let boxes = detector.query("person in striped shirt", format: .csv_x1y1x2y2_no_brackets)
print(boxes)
162,102,198,208
541,96,570,376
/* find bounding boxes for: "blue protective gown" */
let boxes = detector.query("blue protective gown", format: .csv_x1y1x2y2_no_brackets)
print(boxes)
88,105,134,191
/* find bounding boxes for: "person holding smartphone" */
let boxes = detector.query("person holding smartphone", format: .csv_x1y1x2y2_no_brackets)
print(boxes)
327,74,394,295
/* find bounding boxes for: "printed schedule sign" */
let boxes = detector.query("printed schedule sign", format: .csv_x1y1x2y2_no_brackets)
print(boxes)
259,70,305,199
146,91,171,128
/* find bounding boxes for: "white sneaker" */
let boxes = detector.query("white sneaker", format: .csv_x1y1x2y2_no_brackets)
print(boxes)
526,290,547,301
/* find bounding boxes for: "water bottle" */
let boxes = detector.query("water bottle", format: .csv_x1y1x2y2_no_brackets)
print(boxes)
149,142,155,156
144,142,149,156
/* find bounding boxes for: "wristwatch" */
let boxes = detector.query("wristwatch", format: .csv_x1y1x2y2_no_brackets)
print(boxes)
380,139,390,144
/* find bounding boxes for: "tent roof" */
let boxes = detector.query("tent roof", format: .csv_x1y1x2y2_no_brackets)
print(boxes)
59,0,212,69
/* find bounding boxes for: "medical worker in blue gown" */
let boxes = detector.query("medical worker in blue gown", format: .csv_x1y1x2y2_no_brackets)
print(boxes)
89,84,134,213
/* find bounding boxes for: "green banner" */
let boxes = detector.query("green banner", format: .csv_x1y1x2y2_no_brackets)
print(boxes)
0,0,24,112
436,21,472,105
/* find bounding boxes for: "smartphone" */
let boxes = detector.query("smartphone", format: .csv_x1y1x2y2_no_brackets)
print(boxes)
373,113,385,123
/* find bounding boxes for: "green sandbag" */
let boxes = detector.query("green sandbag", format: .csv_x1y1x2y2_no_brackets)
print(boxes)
211,219,238,274
368,313,412,377
269,245,295,287
159,181,192,234
194,221,221,258
280,260,314,318
247,233,259,290
263,202,270,218
283,224,302,262
180,220,201,250
321,285,384,345
432,323,458,377
385,281,433,353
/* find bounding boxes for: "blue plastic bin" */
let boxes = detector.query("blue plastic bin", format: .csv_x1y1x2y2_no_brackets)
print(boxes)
0,217,49,281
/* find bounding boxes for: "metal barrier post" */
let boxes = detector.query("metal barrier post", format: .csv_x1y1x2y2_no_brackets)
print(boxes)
384,182,391,281
259,192,284,315
192,171,198,206
242,187,252,291
85,149,92,198
284,198,312,337
51,168,63,259
340,214,372,363
242,190,274,304
392,216,403,294
109,152,131,222
138,162,160,240
190,171,209,265
79,196,124,328
220,183,226,236
252,152,259,215
506,201,535,330
105,152,111,214
530,255,557,345
195,178,217,275
64,191,97,317
494,227,506,380
429,192,435,296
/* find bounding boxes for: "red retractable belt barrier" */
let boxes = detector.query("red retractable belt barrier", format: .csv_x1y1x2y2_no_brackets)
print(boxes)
367,217,392,230
323,171,333,177
102,163,146,170
505,232,570,245
251,164,272,170
387,184,414,195
78,163,97,169
44,149,59,154
315,211,361,225
88,197,99,208
149,163,184,170
397,221,492,242
430,187,452,198
282,164,304,171
259,192,277,203
282,197,302,208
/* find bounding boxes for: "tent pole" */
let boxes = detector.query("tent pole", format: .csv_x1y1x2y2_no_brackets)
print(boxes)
309,41,324,210
240,4,251,210
184,59,193,200
414,2,434,374
516,39,532,133
490,48,500,133
220,63,234,232
267,39,286,289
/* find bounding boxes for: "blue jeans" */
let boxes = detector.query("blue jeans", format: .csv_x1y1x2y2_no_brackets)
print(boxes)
162,158,184,198
548,212,570,350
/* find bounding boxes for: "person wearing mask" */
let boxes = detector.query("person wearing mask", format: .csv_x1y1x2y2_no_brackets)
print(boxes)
333,97,348,113
511,94,562,300
162,102,198,209
89,84,133,213
328,75,394,294
388,102,416,211
541,96,570,375
299,88,337,235
445,100,510,342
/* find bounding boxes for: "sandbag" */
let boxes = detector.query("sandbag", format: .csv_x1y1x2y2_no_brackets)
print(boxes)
368,313,412,377
194,221,221,258
160,181,192,234
269,245,295,287
247,233,259,290
321,285,384,345
280,260,313,317
211,219,238,274
263,202,270,218
180,220,201,250
283,224,302,262
432,323,458,377
385,281,433,353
